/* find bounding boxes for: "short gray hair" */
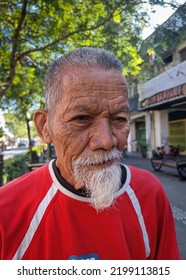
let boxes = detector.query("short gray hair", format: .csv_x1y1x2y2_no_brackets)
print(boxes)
45,47,123,112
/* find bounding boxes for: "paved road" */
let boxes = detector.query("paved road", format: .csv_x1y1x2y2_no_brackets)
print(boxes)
1,147,28,160
125,152,186,260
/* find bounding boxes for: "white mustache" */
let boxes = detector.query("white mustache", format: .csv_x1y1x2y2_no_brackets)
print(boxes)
73,149,123,167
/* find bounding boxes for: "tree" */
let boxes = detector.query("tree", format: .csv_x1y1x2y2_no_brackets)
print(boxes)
0,0,180,102
0,0,180,157
3,111,27,139
139,2,186,81
2,68,44,158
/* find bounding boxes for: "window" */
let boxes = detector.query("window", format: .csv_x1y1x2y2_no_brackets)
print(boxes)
169,119,186,153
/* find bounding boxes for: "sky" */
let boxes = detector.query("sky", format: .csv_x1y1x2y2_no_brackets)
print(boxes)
142,0,186,39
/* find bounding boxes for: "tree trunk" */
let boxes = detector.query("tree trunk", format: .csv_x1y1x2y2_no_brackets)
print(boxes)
26,116,32,161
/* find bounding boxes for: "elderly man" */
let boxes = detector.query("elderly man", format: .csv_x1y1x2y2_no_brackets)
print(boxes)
0,47,180,260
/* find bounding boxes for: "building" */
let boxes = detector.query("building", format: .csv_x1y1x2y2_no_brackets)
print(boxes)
128,2,186,158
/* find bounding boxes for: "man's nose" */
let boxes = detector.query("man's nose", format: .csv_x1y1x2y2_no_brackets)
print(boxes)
89,119,117,151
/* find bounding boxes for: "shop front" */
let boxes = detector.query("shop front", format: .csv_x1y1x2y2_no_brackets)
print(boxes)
139,83,186,157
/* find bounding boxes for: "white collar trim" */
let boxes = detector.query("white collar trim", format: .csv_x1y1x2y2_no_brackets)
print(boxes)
48,160,131,202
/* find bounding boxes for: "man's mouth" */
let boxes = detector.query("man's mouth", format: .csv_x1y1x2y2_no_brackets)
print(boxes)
86,159,116,169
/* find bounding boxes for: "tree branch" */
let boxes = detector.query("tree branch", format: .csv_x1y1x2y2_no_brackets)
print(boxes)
0,0,133,101
24,55,43,69
16,3,122,61
1,0,28,99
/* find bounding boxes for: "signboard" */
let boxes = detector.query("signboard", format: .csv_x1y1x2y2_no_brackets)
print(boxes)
140,83,186,109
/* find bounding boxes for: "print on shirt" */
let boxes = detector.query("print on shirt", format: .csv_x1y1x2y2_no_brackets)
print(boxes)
68,253,99,260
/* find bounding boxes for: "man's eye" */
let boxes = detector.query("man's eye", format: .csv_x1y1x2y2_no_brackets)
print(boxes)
112,117,128,124
73,115,92,123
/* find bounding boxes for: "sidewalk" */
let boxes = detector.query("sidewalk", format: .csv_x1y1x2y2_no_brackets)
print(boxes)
125,151,180,177
124,152,152,171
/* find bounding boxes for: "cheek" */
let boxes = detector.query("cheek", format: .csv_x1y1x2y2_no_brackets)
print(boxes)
116,126,130,150
52,123,89,161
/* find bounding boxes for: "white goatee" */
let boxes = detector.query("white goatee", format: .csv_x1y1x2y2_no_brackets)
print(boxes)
72,148,123,211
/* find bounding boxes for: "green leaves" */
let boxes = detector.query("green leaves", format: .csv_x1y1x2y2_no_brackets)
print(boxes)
1,0,180,107
0,0,147,102
139,1,186,82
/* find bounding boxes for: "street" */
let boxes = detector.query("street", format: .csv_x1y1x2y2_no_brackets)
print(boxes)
1,147,28,160
125,152,186,260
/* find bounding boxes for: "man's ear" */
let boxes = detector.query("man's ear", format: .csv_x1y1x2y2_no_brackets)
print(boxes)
33,109,52,144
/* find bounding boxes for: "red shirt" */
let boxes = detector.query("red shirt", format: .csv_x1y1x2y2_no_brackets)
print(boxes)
0,161,180,260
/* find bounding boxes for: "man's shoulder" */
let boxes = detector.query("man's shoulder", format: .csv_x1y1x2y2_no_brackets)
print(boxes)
0,163,52,206
125,165,170,215
126,165,163,193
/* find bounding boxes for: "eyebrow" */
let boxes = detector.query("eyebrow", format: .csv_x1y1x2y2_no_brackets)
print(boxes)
71,104,97,113
71,104,130,115
120,107,130,113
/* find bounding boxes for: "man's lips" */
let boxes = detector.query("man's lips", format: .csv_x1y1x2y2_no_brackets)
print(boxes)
83,159,116,169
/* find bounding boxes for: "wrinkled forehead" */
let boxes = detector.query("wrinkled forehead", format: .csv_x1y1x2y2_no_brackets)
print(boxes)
52,67,129,117
62,67,128,97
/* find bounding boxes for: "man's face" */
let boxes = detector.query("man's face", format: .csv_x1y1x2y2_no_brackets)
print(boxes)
47,67,130,193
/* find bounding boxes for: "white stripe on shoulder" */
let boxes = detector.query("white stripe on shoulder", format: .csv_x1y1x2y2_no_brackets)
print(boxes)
126,185,150,258
12,183,57,260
